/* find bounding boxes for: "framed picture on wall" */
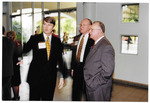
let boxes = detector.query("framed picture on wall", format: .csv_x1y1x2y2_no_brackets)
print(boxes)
121,35,138,54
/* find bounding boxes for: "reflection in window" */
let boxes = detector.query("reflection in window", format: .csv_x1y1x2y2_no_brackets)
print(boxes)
122,4,139,23
121,35,138,54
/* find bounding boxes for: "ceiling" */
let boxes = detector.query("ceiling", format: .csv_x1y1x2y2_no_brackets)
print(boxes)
12,2,76,13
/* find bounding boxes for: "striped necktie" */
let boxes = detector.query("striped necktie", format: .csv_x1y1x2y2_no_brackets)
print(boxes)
46,36,50,60
76,36,84,62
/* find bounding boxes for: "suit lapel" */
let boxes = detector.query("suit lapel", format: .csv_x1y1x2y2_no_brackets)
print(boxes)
72,34,82,55
38,33,47,60
39,33,45,43
49,34,55,60
83,37,94,63
85,37,105,63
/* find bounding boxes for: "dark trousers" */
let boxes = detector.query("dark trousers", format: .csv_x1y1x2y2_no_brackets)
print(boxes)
29,82,55,101
2,76,12,100
72,63,87,101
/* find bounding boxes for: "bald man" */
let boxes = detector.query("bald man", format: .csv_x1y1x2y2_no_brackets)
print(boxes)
84,21,115,101
71,18,94,101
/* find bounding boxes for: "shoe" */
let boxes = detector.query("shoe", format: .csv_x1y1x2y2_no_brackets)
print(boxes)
12,96,20,101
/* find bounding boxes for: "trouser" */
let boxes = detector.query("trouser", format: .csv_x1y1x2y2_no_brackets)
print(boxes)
2,76,12,100
29,82,55,101
72,63,87,101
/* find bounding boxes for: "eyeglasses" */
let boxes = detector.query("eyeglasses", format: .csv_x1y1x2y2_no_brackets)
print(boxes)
90,28,101,32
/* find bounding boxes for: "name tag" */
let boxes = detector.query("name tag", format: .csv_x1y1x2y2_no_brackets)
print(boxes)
38,42,46,49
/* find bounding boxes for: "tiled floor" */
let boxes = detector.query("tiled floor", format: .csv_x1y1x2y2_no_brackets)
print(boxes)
111,83,148,101
17,52,148,101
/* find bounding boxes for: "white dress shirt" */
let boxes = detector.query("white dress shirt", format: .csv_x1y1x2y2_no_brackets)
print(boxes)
43,33,52,45
76,33,89,62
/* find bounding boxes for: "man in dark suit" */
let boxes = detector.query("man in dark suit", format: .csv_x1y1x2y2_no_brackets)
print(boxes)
84,21,115,101
2,26,20,100
23,17,66,100
71,18,94,101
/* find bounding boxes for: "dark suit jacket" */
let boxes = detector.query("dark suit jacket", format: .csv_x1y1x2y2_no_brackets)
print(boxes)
2,37,19,77
23,33,66,86
71,33,94,70
84,36,115,101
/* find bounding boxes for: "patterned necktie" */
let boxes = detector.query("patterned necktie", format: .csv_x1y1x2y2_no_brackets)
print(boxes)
46,36,50,60
76,36,84,62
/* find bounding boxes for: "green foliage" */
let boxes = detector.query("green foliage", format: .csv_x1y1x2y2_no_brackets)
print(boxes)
54,18,76,35
123,15,139,23
61,19,76,34
12,20,27,43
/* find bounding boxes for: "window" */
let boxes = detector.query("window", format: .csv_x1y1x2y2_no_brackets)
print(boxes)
60,11,76,43
22,2,32,43
122,4,139,23
11,2,76,45
12,16,21,43
121,35,138,54
34,2,42,35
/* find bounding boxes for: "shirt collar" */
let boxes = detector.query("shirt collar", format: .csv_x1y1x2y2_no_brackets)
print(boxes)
95,36,104,45
43,32,52,41
82,33,89,38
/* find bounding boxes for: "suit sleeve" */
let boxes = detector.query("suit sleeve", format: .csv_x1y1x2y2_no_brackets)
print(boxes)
23,35,35,53
99,45,115,84
57,39,67,78
70,46,77,70
70,36,79,70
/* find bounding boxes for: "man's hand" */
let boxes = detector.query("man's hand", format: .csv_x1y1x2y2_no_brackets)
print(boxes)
16,60,23,65
58,78,64,89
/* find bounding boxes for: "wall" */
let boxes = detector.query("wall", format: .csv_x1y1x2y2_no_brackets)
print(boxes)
77,2,148,85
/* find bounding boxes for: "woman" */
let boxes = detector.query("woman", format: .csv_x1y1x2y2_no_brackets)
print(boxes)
6,31,22,100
